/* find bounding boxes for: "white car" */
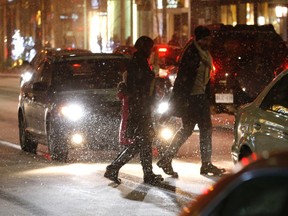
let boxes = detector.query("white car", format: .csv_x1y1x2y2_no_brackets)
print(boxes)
231,69,288,163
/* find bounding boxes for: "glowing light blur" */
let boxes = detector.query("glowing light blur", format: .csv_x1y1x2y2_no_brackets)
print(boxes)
157,101,169,114
21,72,33,83
160,128,173,140
71,133,84,146
61,104,84,121
22,164,104,175
159,68,169,78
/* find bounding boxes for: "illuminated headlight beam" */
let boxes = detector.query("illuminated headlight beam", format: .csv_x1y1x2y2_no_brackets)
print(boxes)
157,102,169,114
160,128,173,140
60,104,85,121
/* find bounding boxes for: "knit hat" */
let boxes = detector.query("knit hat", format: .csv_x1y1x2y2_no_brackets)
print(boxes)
194,26,211,41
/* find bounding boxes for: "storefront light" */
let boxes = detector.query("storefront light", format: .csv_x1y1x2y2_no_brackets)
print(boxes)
275,6,288,18
257,16,265,25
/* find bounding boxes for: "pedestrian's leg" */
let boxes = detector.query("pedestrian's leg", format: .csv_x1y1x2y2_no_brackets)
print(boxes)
157,116,194,177
198,96,225,176
198,115,212,164
139,134,164,185
104,144,139,184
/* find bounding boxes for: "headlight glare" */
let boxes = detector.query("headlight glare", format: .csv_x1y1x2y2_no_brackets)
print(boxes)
157,102,169,114
160,128,173,140
61,104,84,121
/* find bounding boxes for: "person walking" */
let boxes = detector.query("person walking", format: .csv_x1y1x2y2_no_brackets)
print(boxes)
104,36,164,185
157,26,226,177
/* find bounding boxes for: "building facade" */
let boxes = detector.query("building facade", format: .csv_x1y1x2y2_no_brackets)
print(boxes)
0,0,287,69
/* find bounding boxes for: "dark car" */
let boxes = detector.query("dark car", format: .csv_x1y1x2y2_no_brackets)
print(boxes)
18,51,130,161
179,151,288,216
208,24,288,113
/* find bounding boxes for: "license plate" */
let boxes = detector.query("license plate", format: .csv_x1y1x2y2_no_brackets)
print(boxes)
215,93,233,103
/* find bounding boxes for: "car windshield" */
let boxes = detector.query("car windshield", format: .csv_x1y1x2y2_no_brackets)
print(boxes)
52,58,128,91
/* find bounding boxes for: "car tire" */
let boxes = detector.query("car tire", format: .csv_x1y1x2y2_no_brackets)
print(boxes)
18,114,37,154
47,121,68,162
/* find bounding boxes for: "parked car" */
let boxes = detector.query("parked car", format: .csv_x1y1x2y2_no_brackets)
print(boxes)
179,151,288,216
231,69,288,163
208,24,288,113
18,50,130,161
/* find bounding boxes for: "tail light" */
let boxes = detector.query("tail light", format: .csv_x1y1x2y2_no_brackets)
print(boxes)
274,58,288,76
158,47,168,57
210,62,218,83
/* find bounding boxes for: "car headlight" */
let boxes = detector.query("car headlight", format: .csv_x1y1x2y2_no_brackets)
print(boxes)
20,72,33,86
60,104,85,121
157,101,169,114
159,127,173,140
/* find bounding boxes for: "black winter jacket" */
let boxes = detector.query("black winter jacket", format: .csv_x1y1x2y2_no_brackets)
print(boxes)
126,51,155,138
170,40,211,117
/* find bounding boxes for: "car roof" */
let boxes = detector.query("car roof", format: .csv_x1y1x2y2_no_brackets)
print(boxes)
38,48,92,57
47,52,131,63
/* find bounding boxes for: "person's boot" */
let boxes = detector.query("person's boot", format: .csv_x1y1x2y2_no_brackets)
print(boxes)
156,130,188,178
139,142,164,185
200,162,226,176
104,147,135,184
157,159,178,178
144,173,164,185
104,166,121,184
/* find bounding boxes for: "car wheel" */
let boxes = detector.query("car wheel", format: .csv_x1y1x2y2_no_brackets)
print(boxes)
18,114,37,154
47,121,68,162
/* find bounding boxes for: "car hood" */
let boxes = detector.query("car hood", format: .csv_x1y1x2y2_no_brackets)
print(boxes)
54,88,120,113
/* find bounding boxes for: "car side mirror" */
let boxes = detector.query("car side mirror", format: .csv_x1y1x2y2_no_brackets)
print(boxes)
33,82,48,91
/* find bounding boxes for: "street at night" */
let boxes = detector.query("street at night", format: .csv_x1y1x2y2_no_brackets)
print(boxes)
0,74,234,215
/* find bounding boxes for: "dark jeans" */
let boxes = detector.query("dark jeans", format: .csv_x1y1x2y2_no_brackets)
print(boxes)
161,94,212,164
107,114,155,176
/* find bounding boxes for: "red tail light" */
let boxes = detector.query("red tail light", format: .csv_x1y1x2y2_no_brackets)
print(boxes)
158,47,167,53
72,64,81,68
158,47,168,57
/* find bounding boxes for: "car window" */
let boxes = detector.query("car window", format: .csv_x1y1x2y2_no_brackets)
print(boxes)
40,62,53,85
31,61,46,83
209,175,288,216
52,58,128,91
30,52,45,69
260,74,288,115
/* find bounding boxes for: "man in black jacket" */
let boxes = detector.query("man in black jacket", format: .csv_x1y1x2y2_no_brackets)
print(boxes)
104,36,163,185
157,26,226,177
